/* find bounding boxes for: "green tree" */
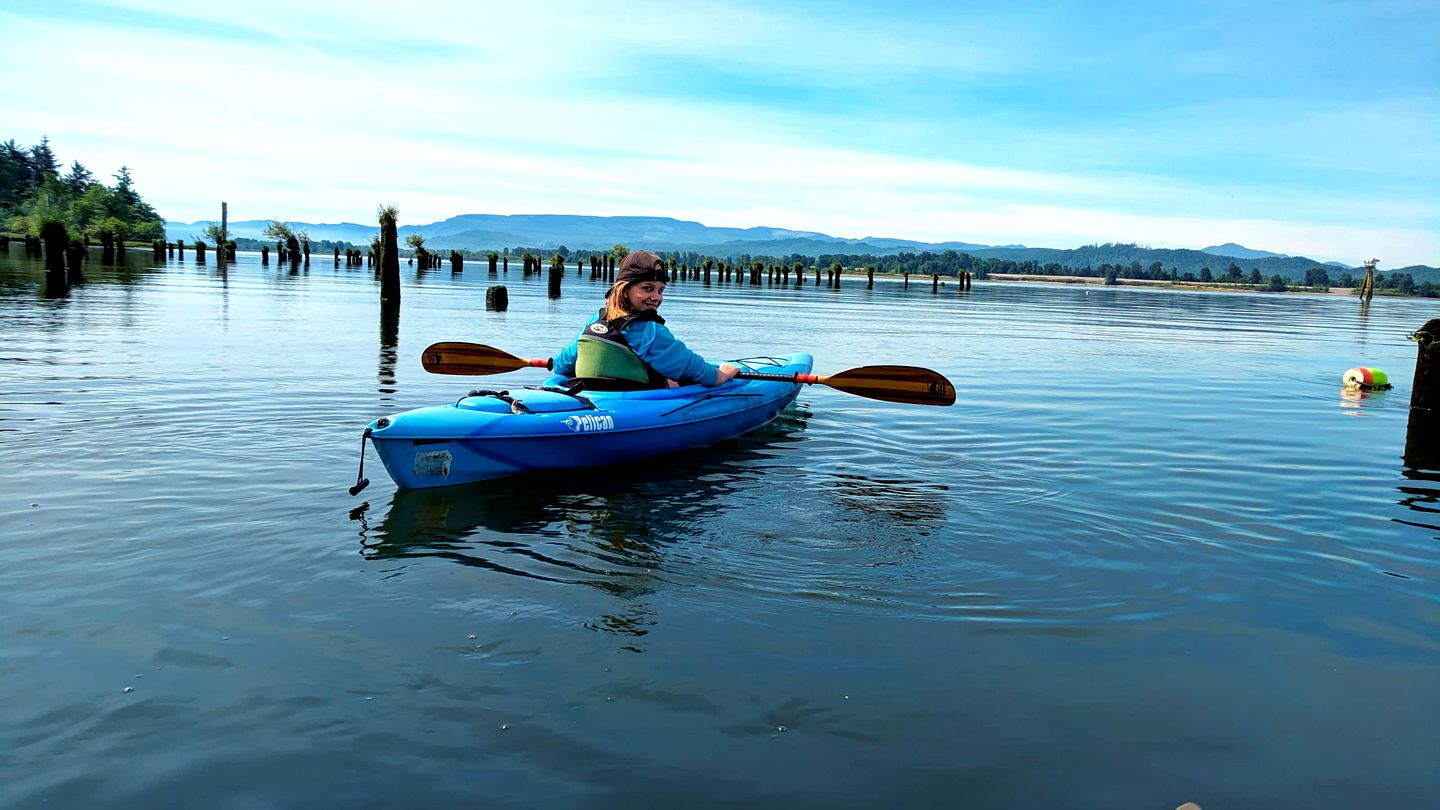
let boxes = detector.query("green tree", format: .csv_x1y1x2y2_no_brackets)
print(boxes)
609,244,629,262
62,161,93,194
30,136,59,177
1267,274,1288,292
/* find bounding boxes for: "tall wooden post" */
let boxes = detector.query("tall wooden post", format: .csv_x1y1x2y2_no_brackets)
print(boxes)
1361,258,1377,302
219,202,228,268
379,207,400,302
1405,319,1440,467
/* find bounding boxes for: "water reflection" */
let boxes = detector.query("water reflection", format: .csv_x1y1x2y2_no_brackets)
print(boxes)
378,301,399,402
351,416,812,650
1395,467,1440,536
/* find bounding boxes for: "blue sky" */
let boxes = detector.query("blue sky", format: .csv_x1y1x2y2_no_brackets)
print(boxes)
3,0,1436,264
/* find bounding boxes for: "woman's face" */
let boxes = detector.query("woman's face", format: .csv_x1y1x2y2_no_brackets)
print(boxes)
624,281,666,313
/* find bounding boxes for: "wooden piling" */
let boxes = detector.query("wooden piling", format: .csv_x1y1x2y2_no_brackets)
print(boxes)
1405,318,1440,467
334,246,341,266
452,251,464,273
66,239,85,284
1360,258,1377,302
261,245,269,265
489,252,499,275
41,221,68,294
195,240,207,262
486,285,509,311
548,254,564,298
379,206,401,302
932,274,939,292
167,241,174,258
502,256,508,274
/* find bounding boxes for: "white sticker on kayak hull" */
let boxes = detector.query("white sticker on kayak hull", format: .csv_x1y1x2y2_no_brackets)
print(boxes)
562,414,614,433
413,450,452,477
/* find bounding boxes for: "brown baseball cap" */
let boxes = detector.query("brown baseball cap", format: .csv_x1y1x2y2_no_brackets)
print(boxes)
617,250,670,283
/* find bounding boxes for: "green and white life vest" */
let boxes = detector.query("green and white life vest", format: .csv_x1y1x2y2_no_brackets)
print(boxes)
574,309,668,389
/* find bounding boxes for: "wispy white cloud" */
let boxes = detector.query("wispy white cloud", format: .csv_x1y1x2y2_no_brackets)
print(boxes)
4,0,1436,265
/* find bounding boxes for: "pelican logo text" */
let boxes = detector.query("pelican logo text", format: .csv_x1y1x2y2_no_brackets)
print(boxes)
563,414,615,432
588,323,610,335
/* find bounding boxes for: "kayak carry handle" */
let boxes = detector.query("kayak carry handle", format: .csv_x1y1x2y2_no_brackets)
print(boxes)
348,428,372,496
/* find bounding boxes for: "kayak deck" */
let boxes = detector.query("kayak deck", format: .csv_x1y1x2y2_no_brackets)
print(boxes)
365,353,812,489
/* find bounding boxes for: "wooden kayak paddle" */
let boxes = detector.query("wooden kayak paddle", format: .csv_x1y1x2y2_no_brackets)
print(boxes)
420,341,956,406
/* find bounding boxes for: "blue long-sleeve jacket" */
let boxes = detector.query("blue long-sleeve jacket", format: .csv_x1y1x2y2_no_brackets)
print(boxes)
554,310,722,386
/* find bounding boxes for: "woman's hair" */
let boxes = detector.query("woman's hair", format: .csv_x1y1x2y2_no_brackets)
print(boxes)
603,281,633,321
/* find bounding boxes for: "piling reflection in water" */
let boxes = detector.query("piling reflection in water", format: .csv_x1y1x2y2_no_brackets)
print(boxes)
378,301,399,402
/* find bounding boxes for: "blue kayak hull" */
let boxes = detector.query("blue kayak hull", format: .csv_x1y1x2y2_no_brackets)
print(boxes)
365,353,812,489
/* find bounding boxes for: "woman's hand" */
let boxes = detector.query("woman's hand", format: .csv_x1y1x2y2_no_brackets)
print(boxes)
714,364,741,385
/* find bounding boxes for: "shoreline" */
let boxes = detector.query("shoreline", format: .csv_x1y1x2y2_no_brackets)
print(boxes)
859,271,1362,297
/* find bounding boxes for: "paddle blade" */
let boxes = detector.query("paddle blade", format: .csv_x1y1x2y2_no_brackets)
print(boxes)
821,365,956,406
421,342,544,376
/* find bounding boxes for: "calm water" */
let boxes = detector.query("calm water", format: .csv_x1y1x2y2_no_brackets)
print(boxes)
2,249,1436,808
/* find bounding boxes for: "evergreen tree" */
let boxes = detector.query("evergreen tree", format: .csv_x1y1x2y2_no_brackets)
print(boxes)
30,135,59,177
63,161,94,194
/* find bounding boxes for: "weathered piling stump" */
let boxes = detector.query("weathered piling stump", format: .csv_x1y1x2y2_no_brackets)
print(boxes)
334,246,341,266
548,254,564,298
379,206,401,303
866,264,875,289
152,240,165,260
486,284,509,311
195,240,207,262
302,240,311,267
502,256,509,274
227,241,236,261
166,241,174,258
66,239,86,284
261,246,269,265
1405,319,1440,467
452,251,464,273
932,274,939,292
41,221,68,294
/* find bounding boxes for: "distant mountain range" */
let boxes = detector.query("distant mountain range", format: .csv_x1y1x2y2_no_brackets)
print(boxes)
165,214,1011,255
1202,242,1287,260
165,214,1433,281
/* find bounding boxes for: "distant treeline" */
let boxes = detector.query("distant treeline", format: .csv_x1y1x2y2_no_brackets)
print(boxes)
0,136,166,243
225,234,1436,298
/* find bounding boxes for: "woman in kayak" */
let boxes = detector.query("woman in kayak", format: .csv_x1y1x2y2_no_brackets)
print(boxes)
553,250,741,390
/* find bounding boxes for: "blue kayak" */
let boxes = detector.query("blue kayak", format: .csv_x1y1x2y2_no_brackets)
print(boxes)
362,353,812,489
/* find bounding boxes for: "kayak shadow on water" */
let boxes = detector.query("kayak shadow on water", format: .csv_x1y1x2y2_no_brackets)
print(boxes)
349,408,815,590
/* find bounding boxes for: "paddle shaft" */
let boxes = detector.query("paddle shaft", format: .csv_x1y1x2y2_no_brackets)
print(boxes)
419,341,955,406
